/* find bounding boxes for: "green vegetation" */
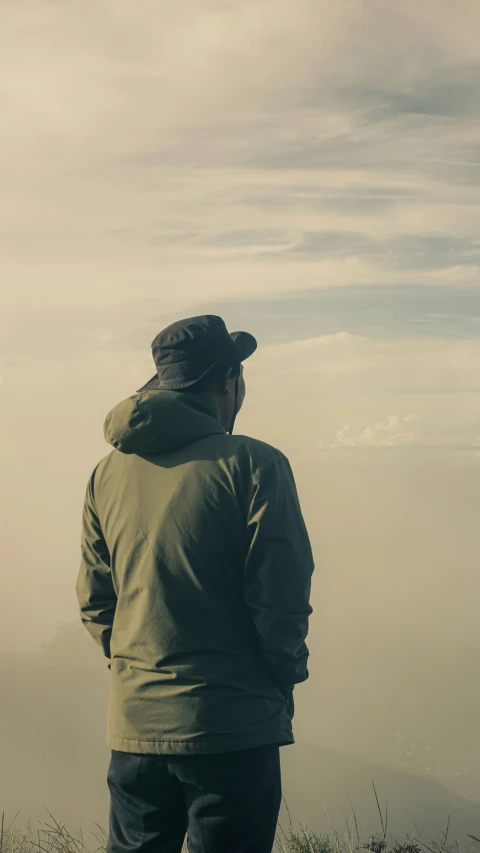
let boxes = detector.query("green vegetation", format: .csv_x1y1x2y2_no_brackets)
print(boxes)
2,783,479,853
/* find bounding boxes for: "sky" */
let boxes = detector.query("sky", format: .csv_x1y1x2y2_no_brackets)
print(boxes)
1,0,480,796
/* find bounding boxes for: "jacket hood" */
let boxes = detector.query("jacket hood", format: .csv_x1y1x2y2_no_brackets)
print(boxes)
104,390,226,455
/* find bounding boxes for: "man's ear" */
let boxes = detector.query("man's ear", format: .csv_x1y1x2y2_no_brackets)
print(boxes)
218,363,239,394
217,372,232,394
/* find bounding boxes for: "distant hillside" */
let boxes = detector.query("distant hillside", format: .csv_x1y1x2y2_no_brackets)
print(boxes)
281,742,480,846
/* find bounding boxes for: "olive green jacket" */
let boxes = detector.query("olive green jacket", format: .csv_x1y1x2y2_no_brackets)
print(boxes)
76,390,314,754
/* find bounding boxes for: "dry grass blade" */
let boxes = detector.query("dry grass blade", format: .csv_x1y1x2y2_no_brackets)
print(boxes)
347,794,361,853
439,816,452,853
372,781,388,844
322,801,343,853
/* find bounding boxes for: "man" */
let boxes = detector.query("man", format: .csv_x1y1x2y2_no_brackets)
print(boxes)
76,315,314,853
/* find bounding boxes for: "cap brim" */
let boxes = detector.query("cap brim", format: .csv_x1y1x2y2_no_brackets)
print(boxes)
230,330,257,361
136,373,162,393
136,330,257,394
135,373,202,393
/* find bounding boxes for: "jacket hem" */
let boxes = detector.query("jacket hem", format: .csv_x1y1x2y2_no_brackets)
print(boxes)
107,728,294,755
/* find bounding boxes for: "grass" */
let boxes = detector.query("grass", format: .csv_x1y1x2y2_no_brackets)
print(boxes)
2,783,480,853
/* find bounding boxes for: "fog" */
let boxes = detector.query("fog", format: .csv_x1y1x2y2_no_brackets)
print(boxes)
2,390,480,840
2,0,480,846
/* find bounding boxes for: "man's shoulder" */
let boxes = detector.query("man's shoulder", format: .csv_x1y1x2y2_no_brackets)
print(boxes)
229,434,288,470
85,451,115,493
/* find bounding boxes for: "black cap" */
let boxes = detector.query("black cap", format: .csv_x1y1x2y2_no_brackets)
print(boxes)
136,315,257,393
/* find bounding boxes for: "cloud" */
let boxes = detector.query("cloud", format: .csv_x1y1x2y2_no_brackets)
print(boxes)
252,331,480,391
322,413,480,450
2,0,480,329
329,414,422,448
2,0,480,467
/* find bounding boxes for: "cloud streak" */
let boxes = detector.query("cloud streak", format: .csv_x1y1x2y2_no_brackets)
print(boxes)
2,0,480,329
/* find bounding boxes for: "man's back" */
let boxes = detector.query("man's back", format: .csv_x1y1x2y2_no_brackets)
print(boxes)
77,389,314,755
77,315,315,852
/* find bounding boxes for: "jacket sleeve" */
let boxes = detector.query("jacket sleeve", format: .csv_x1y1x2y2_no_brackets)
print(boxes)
244,450,314,693
75,468,117,659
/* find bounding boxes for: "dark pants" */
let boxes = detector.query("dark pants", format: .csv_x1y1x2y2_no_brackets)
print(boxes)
106,744,282,853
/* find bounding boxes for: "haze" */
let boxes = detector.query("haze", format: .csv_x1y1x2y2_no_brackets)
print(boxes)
1,0,480,843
